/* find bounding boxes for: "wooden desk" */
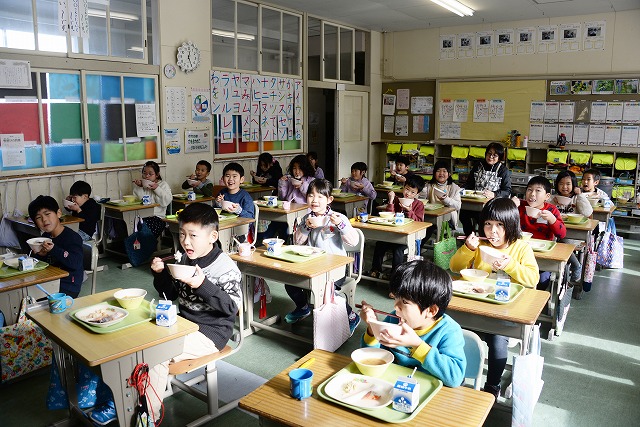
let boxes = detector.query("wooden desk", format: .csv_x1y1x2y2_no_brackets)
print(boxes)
353,219,432,261
460,196,489,212
27,290,198,427
242,185,277,200
448,288,549,356
163,216,255,253
592,205,615,223
239,349,494,427
0,265,68,325
257,202,309,234
103,203,159,235
374,185,404,196
230,249,352,344
331,194,369,218
171,195,215,213
423,206,456,242
7,215,84,235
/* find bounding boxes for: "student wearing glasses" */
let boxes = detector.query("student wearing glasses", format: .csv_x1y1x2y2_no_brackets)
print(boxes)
459,143,512,235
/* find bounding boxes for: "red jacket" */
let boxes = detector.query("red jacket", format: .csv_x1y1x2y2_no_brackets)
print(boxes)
518,201,566,240
387,198,424,221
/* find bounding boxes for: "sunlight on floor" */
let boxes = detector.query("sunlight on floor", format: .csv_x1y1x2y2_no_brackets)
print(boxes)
559,332,640,361
542,362,635,386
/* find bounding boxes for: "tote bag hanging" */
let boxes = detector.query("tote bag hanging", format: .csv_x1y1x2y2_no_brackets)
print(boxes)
0,297,52,383
124,216,158,267
582,233,597,292
596,218,623,269
313,281,351,352
0,183,22,249
433,221,457,270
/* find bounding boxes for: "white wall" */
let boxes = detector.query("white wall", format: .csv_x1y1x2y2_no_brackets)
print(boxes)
384,10,640,80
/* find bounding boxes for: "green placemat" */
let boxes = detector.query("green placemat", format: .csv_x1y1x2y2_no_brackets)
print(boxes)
263,246,325,263
317,362,443,423
0,260,50,279
367,217,414,227
106,200,142,207
453,280,525,305
528,239,557,252
70,299,154,334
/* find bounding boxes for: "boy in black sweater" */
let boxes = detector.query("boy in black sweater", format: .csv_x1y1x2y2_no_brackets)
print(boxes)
65,180,101,241
146,203,242,422
28,196,84,297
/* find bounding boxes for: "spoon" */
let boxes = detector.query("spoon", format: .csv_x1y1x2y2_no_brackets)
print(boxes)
36,284,52,297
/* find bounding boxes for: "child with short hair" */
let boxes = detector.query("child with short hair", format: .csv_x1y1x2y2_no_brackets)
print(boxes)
28,195,85,297
284,179,361,333
250,152,283,188
359,260,466,388
146,203,242,424
65,180,100,241
340,161,377,214
182,160,214,196
420,160,462,239
132,161,173,237
307,151,324,179
581,168,611,202
369,175,425,279
390,155,413,185
215,162,255,219
450,198,539,398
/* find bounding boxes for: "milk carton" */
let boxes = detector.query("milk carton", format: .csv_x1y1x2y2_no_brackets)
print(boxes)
495,272,511,302
392,375,420,413
18,256,35,271
155,300,177,326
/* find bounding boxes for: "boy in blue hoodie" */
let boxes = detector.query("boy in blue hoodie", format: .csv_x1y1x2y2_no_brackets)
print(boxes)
359,260,466,388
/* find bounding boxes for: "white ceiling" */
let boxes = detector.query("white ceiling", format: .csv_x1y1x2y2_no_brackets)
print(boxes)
264,0,640,32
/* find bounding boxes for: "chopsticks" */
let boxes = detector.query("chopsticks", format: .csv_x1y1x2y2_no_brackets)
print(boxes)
355,304,401,319
456,236,490,240
159,255,176,262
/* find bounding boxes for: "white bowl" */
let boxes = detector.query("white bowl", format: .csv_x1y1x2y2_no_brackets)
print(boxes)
565,213,584,224
74,304,128,328
262,238,285,249
398,197,412,207
114,288,147,310
166,264,197,280
290,177,302,186
187,179,200,186
479,246,506,265
588,197,600,207
27,237,52,253
378,211,395,219
290,246,317,256
433,187,447,198
63,199,76,209
351,347,394,377
221,201,235,211
554,195,573,206
307,216,326,227
459,268,489,283
368,319,403,341
528,241,547,250
521,232,533,241
141,179,154,189
525,206,541,218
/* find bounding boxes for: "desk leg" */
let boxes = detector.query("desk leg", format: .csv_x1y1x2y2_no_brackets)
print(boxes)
242,274,255,338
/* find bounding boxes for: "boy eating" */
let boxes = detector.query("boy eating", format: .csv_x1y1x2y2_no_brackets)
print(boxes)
28,196,84,297
390,155,413,185
359,260,466,388
182,160,214,196
215,162,255,219
581,168,611,202
65,180,101,241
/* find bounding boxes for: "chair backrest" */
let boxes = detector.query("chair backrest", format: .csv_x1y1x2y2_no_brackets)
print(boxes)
462,329,486,390
94,203,106,245
343,228,365,284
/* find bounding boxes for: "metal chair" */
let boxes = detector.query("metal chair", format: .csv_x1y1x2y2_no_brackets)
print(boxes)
340,229,365,308
82,203,107,294
462,329,486,390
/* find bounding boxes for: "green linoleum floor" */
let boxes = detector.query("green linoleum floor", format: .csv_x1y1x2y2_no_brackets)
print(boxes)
2,240,640,426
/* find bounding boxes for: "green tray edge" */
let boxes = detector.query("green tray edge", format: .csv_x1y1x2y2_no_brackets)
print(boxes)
263,248,325,263
317,362,443,423
0,260,50,279
529,239,557,252
368,218,415,227
70,299,153,334
453,281,525,305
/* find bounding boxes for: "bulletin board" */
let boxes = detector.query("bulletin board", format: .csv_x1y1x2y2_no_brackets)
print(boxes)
437,80,546,141
380,81,436,141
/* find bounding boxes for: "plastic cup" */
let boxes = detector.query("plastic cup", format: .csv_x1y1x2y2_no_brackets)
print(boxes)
48,293,74,314
238,242,256,257
289,368,313,400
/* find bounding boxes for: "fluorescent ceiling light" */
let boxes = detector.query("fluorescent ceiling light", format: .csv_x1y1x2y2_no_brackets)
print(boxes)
430,0,474,17
87,8,139,21
212,29,255,41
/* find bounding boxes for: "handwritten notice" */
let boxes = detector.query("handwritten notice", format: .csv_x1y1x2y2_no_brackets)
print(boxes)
134,104,157,137
396,89,410,110
0,134,26,167
474,100,489,122
411,96,433,114
185,129,210,153
0,59,31,89
489,99,505,123
165,87,186,123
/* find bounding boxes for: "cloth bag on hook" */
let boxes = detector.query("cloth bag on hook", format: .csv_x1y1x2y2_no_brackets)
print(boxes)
124,216,157,267
0,183,23,249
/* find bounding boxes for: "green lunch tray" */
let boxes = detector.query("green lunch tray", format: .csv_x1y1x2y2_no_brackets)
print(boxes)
106,200,143,207
70,299,154,334
377,185,403,192
218,212,239,221
317,362,443,424
332,193,354,198
453,280,525,305
0,260,50,279
366,217,414,227
423,203,444,211
263,247,325,263
527,238,557,252
563,216,589,225
255,200,284,208
240,184,263,189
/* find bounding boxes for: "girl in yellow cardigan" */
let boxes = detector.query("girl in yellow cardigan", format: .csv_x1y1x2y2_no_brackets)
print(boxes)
450,197,539,400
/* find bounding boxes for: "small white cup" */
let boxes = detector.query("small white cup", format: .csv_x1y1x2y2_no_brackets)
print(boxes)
238,242,256,257
282,201,291,210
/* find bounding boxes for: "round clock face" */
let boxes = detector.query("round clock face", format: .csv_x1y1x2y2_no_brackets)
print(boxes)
177,41,200,73
164,64,176,79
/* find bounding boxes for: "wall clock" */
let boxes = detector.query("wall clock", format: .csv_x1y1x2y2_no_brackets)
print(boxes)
176,41,200,73
164,64,176,79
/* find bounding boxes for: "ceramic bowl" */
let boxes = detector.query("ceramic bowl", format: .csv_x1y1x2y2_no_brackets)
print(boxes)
528,241,547,250
554,195,573,206
433,187,447,198
166,264,197,280
459,268,489,283
187,179,200,186
27,237,52,253
262,238,285,249
221,201,234,211
521,232,533,241
114,288,147,310
588,197,600,207
398,197,412,207
307,216,326,227
382,181,394,187
63,199,76,209
378,212,395,219
289,177,303,186
525,206,541,218
565,213,584,224
479,246,505,265
351,347,394,377
123,195,137,203
141,179,154,189
331,189,342,195
368,319,403,341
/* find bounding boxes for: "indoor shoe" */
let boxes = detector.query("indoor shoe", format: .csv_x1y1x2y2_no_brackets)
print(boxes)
90,400,116,426
482,384,501,401
366,270,380,279
284,306,311,324
348,312,361,336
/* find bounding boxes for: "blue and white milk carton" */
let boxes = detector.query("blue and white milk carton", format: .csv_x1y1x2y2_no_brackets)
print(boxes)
494,272,511,302
156,299,177,327
392,374,420,413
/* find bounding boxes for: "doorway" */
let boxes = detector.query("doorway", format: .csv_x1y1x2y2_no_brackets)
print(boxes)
307,88,336,184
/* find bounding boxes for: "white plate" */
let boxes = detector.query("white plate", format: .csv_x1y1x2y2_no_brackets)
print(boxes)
3,256,39,269
173,193,188,199
368,217,392,224
74,304,128,328
288,245,323,257
452,280,495,297
528,241,547,250
324,373,394,409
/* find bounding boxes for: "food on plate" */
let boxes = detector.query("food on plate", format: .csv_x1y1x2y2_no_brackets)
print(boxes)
83,307,126,324
363,391,382,401
342,377,369,396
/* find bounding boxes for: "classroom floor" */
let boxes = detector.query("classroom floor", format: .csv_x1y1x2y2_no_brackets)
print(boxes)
1,239,640,427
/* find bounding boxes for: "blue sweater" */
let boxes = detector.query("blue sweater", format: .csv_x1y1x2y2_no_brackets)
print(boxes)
217,188,255,219
361,313,466,388
34,226,84,298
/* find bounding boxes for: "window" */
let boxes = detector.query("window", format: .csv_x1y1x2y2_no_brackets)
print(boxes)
308,18,360,84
